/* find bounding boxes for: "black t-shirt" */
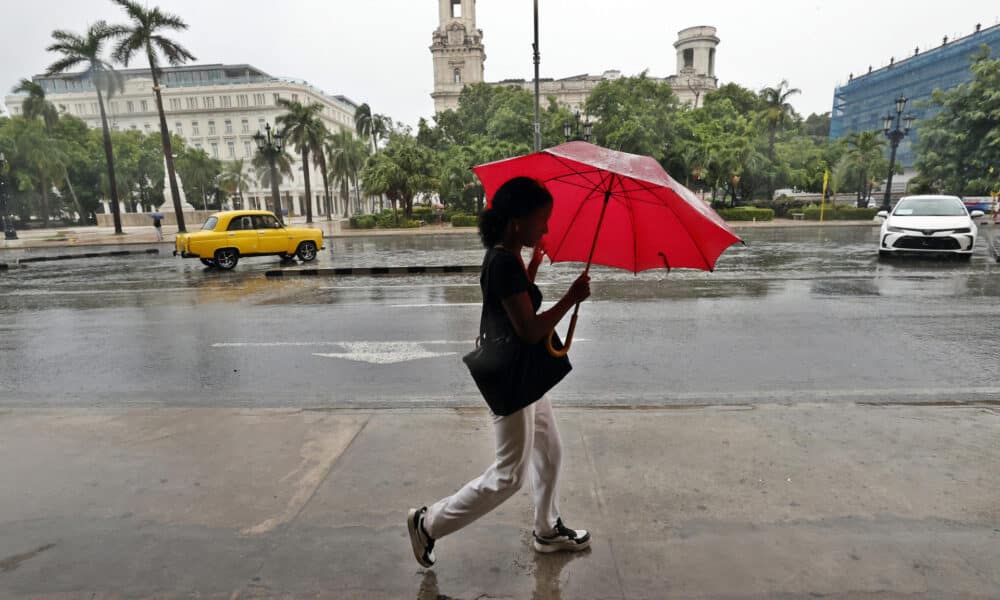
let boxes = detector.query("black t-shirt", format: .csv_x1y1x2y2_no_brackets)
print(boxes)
480,247,543,339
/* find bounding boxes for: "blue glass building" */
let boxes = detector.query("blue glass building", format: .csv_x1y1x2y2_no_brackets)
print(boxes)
830,23,1000,169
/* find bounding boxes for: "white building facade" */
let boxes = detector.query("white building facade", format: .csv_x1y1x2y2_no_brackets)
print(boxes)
4,64,359,219
431,0,719,114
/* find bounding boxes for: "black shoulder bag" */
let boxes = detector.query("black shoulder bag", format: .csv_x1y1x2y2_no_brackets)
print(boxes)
462,253,572,416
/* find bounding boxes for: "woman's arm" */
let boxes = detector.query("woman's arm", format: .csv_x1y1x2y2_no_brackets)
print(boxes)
500,274,590,344
526,246,544,283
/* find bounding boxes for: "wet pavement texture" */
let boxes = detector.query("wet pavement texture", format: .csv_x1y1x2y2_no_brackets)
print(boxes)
2,225,1000,407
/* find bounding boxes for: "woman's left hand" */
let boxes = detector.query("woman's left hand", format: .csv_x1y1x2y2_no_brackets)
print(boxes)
527,245,545,281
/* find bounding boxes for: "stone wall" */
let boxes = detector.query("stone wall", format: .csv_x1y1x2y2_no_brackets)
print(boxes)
96,211,215,228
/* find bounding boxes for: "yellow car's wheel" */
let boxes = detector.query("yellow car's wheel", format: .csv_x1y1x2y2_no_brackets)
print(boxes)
296,241,318,262
200,258,216,268
214,248,239,270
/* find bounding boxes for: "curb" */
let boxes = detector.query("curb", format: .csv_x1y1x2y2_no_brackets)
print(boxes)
265,265,480,278
17,248,159,264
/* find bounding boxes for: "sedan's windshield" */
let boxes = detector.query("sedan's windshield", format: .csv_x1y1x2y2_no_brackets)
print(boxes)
201,217,219,231
893,198,967,217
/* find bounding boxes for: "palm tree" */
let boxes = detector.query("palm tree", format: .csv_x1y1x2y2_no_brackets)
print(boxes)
251,149,293,192
218,159,254,210
276,99,327,223
760,80,801,199
174,148,221,209
327,130,368,218
10,119,68,225
12,78,83,221
45,21,124,233
843,131,886,207
110,0,196,232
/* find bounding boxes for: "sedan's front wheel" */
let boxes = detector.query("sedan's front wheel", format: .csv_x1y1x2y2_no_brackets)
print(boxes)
214,248,239,270
200,258,216,268
296,241,318,262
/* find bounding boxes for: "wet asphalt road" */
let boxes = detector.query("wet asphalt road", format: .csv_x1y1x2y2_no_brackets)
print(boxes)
2,225,999,408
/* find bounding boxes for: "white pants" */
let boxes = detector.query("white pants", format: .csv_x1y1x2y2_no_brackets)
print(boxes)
423,395,562,539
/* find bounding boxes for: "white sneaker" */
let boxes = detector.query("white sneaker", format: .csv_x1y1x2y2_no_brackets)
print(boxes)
532,517,591,553
407,507,436,567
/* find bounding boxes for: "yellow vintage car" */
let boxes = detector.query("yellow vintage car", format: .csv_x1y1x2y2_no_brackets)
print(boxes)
174,210,324,270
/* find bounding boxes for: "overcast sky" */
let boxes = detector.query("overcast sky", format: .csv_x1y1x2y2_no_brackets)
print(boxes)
2,1,998,127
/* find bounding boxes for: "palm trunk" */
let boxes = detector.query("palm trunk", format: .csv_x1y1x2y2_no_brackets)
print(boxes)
301,149,313,223
149,59,186,233
317,154,332,221
95,87,122,234
63,169,83,224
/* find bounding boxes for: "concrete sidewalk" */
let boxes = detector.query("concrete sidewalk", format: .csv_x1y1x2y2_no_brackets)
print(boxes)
1,403,997,598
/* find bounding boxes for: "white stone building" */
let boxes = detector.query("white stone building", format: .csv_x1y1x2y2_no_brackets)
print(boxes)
430,0,719,115
4,63,359,218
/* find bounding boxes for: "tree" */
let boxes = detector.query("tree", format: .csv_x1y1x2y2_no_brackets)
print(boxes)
361,132,437,223
110,0,196,231
174,147,221,209
4,118,68,224
354,102,391,154
839,131,886,206
11,78,82,220
585,72,683,165
759,80,801,199
703,82,762,115
276,98,327,223
45,21,125,232
251,146,293,189
915,48,1000,195
326,129,368,217
218,159,254,210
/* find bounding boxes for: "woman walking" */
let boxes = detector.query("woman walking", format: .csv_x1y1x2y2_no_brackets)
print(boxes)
407,177,592,567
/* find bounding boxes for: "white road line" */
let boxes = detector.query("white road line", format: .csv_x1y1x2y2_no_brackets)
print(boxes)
212,339,588,348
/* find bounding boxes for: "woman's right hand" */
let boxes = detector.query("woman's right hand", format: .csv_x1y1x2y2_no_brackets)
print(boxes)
567,273,591,304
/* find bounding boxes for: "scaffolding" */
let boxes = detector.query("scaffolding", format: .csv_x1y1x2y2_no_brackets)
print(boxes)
830,22,1000,168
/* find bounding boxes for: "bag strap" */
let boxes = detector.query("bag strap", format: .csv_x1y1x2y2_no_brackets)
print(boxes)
475,250,492,346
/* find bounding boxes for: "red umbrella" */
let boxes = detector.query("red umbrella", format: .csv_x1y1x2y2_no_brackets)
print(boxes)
473,141,743,356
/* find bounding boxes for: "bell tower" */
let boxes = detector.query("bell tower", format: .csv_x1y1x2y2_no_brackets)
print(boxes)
430,0,486,114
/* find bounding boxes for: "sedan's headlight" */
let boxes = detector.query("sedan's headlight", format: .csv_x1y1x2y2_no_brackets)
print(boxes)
886,226,906,233
952,228,971,234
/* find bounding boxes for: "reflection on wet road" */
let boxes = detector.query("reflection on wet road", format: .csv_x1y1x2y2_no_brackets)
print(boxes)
2,226,999,407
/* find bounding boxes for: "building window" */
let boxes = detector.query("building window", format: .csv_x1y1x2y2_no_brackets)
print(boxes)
258,118,266,131
208,120,216,135
186,97,197,109
227,141,235,158
273,93,281,105
224,120,232,134
254,93,265,105
91,102,98,114
144,123,151,132
683,48,694,69
194,142,202,150
110,101,119,113
237,94,248,107
210,143,219,158
130,124,137,130
175,121,182,134
453,69,461,83
126,101,134,113
291,93,299,103
241,119,249,134
192,121,199,135
140,100,148,111
169,98,181,110
203,96,215,109
221,95,232,108
244,141,252,156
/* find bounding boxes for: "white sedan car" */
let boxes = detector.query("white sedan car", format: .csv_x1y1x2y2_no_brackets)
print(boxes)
877,195,984,259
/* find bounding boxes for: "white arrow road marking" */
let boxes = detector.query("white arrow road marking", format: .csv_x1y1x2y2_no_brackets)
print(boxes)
312,342,458,365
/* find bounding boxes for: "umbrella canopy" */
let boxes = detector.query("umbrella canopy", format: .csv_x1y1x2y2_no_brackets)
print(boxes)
147,212,165,219
473,141,742,273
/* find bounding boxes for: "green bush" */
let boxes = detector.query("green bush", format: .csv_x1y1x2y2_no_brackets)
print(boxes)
716,207,775,221
451,214,478,227
753,195,813,218
803,206,878,220
349,215,376,229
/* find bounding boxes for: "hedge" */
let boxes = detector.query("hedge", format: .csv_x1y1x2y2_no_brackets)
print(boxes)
802,207,878,221
349,215,376,229
451,214,478,227
716,207,775,221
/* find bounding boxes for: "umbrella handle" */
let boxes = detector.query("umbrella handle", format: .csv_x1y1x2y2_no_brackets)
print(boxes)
545,305,579,358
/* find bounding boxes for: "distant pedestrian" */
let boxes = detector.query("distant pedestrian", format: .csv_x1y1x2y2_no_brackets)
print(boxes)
152,215,163,241
407,177,592,568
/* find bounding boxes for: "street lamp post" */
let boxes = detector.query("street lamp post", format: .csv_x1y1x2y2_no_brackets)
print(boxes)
563,111,593,143
881,95,915,211
253,123,285,224
0,152,16,240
